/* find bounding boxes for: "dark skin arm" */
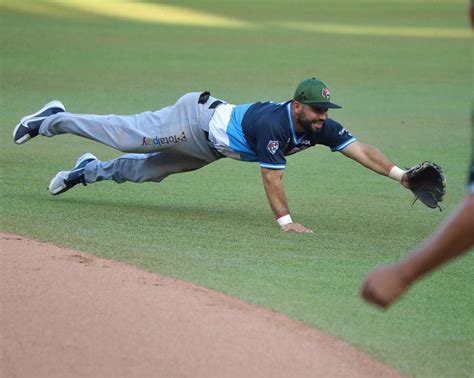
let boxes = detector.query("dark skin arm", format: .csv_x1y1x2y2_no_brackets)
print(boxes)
362,194,474,309
260,168,313,233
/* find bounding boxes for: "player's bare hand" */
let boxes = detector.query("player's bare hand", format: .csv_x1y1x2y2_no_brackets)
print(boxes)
401,173,410,189
361,264,409,309
281,223,313,233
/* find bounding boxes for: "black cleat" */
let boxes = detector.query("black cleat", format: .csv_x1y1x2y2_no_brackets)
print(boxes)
13,100,65,144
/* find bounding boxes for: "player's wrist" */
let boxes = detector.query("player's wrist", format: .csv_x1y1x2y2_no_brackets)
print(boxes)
277,214,293,227
395,260,418,287
389,166,406,183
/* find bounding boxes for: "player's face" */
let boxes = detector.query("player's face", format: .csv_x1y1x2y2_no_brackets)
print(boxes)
296,104,328,134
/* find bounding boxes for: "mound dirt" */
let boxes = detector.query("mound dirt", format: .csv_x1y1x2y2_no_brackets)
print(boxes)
0,233,401,377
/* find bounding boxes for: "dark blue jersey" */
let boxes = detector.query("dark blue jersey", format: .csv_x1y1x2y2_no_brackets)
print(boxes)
238,101,356,169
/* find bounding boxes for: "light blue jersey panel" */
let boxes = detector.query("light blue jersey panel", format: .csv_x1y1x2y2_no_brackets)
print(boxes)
227,104,257,161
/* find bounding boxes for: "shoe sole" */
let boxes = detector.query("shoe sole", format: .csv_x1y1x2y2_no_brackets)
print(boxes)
48,171,69,195
13,100,65,145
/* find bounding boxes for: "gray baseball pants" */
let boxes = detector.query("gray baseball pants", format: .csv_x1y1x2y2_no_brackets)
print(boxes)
39,92,224,184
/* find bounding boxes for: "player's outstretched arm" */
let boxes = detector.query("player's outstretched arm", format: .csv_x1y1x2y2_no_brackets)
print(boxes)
260,168,313,233
361,193,474,309
340,141,409,187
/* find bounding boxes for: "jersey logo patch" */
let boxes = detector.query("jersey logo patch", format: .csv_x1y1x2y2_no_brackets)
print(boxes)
267,140,279,154
322,87,331,99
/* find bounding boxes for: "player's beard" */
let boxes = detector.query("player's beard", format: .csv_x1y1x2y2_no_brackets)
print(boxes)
297,113,322,135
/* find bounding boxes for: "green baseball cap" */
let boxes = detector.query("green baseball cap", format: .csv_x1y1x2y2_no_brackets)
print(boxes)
293,77,342,109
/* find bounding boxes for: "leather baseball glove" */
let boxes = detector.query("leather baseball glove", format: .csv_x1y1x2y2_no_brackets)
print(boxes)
406,162,446,211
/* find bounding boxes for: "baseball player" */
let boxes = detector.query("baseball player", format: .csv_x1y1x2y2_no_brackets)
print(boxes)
13,77,412,233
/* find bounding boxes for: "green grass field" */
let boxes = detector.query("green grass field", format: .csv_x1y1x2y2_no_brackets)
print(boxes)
1,1,473,376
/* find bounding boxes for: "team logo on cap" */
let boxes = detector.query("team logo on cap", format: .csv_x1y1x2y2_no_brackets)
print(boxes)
267,140,279,154
322,87,331,99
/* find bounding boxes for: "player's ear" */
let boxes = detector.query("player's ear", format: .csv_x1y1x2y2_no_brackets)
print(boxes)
293,101,303,113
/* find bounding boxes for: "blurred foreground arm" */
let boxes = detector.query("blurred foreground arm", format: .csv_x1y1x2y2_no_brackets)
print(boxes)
362,193,474,309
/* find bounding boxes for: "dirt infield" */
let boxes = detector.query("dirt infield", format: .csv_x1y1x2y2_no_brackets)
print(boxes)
0,233,401,378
